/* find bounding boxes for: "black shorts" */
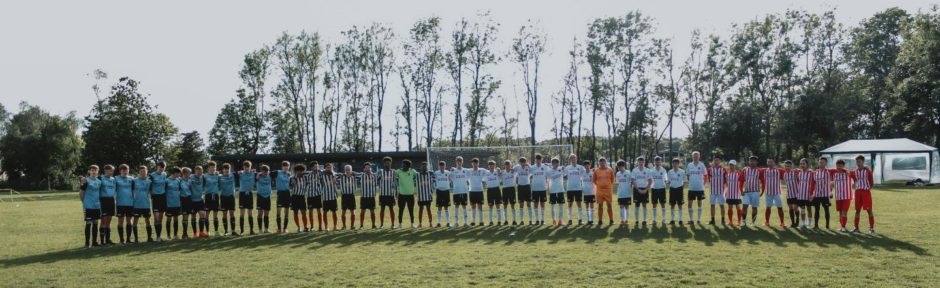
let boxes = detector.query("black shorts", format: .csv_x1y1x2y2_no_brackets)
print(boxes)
618,197,632,206
469,192,484,205
276,190,291,208
291,195,307,211
360,196,376,210
418,200,432,207
797,199,812,207
341,194,357,210
812,197,831,207
688,190,705,201
669,187,685,205
181,197,193,215
436,190,451,207
517,185,532,202
532,190,547,203
256,196,271,211
501,187,516,205
651,188,667,205
322,199,338,212
486,188,502,205
566,190,583,202
633,189,649,204
166,207,182,216
151,194,167,212
133,208,151,218
190,201,205,213
116,205,133,217
238,193,254,209
379,195,396,207
205,194,221,211
787,198,798,205
307,196,322,209
398,195,415,207
220,195,236,211
549,192,566,204
584,195,596,204
726,199,742,205
84,208,101,221
99,197,116,217
453,194,468,206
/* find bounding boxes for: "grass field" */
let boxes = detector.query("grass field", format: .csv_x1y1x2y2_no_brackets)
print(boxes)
1,186,939,287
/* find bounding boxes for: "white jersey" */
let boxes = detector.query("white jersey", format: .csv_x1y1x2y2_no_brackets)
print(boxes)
650,167,668,189
686,161,707,191
450,167,470,194
433,170,451,191
548,167,565,193
530,164,550,191
468,168,485,192
616,171,632,198
500,169,517,188
632,168,652,189
564,164,585,191
668,169,686,189
581,171,594,195
484,169,501,189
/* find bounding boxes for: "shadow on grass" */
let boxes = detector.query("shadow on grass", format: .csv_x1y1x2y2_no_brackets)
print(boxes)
0,222,930,268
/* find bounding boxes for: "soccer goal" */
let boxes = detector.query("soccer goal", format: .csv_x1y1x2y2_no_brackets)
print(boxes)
426,145,574,169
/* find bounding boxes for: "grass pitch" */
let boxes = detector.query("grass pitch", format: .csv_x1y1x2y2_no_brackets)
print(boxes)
1,186,938,287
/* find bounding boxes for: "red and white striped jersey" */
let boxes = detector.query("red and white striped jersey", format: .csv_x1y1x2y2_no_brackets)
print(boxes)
833,170,853,200
743,167,763,192
763,168,784,196
724,171,744,199
707,166,726,196
813,169,834,198
794,170,815,200
783,169,799,199
851,167,873,191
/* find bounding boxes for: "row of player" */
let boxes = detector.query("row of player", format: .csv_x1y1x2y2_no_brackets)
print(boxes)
77,151,877,248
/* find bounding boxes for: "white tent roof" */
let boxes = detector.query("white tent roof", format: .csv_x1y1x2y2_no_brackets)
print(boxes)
821,138,938,153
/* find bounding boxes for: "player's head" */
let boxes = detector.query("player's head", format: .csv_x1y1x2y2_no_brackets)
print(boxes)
616,160,626,170
653,156,662,167
456,156,464,166
748,156,758,167
784,160,793,169
170,167,182,177
344,164,353,174
471,158,480,168
242,160,252,170
582,160,592,169
636,157,646,167
438,161,446,170
818,157,828,168
281,161,291,171
855,155,865,167
728,160,738,170
294,164,307,175
504,160,512,169
324,163,333,172
137,165,148,177
156,161,167,171
222,163,231,174
383,156,393,167
103,164,115,176
598,157,608,168
207,161,217,173
836,159,846,170
671,158,681,169
550,158,560,167
364,162,373,172
259,165,270,173
568,153,577,163
402,159,412,170
181,167,192,178
420,161,428,172
519,157,528,165
119,164,130,176
534,153,543,164
712,156,721,165
487,160,496,170
310,161,319,171
692,151,701,161
799,158,809,169
194,165,203,175
88,164,100,177
766,158,777,167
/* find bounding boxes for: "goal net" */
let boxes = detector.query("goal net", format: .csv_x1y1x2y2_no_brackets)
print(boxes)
426,145,574,169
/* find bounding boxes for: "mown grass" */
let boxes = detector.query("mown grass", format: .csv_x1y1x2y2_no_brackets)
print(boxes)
1,186,938,287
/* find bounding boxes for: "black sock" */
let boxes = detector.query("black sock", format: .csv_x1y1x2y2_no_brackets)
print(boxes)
213,217,219,232
156,222,163,238
257,216,263,231
118,226,125,243
240,216,245,233
283,214,289,229
172,218,179,237
264,216,269,231
132,224,139,242
230,216,236,232
99,228,106,244
249,216,255,233
276,216,282,230
201,218,209,232
183,219,189,235
84,222,92,246
91,222,99,245
145,224,152,240
191,217,197,232
222,217,229,233
824,206,831,228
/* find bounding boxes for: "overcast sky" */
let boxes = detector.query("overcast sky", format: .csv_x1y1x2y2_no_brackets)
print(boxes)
1,0,935,149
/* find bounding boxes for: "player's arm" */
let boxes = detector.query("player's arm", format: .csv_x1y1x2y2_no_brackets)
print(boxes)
79,177,87,202
867,168,874,187
759,169,766,195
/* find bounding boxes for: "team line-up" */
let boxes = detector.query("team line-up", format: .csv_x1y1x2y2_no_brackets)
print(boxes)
77,151,878,248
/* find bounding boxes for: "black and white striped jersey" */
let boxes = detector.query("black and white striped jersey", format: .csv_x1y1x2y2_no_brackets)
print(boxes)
289,174,307,196
319,172,338,200
338,174,358,196
377,168,397,196
417,171,434,202
359,173,378,198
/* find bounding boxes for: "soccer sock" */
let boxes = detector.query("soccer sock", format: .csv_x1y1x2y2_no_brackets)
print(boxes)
527,206,533,222
840,215,847,228
577,206,583,221
143,224,150,241
213,217,219,232
661,207,666,222
642,206,648,222
559,205,565,222
283,215,289,230
182,219,189,236
853,214,860,228
813,205,820,227
248,215,255,233
190,217,196,233
488,208,493,223
634,206,640,222
742,209,747,223
200,218,208,233
824,207,831,228
868,215,875,229
117,225,125,243
172,217,179,237
688,207,694,221
84,222,92,246
264,216,270,231
239,216,245,233
99,227,105,244
697,207,703,221
678,208,683,222
222,217,229,233
550,204,556,221
463,207,468,224
445,210,451,224
620,207,626,222
652,207,657,222
567,207,573,221
130,224,138,242
155,222,163,238
437,210,442,224
229,216,236,232
257,216,263,231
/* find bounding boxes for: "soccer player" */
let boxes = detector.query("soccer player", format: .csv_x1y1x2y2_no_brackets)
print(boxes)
741,156,764,226
307,161,324,231
190,166,208,238
165,167,183,240
149,162,168,241
338,165,358,230
500,160,518,225
290,164,310,232
530,154,551,225
795,158,816,229
762,159,786,227
632,157,652,226
563,154,585,225
666,159,686,225
114,164,134,244
219,163,237,235
255,165,273,233
812,157,834,229
706,157,727,225
686,151,707,225
594,158,615,226
273,161,292,233
236,161,257,235
377,157,398,229
724,160,744,226
484,160,502,225
468,158,486,226
416,162,434,227
615,160,632,226
649,157,668,225
80,165,103,248
433,161,452,227
548,158,566,226
450,157,471,226
179,167,193,239
851,155,875,235
98,165,117,245
782,160,799,227
514,158,533,225
396,159,418,228
132,165,153,243
360,163,379,229
581,160,595,225
320,163,339,231
203,161,222,236
833,160,853,232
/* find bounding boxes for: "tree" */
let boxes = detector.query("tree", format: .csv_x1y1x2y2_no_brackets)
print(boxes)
0,103,83,190
406,17,444,150
270,31,323,153
209,89,267,155
890,6,940,147
170,131,207,168
445,17,472,146
363,24,396,151
83,77,177,167
512,19,548,146
239,47,272,153
464,11,501,147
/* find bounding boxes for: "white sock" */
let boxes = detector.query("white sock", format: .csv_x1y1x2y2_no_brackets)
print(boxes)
697,207,703,221
678,209,684,221
528,206,533,222
634,205,640,221
559,205,565,221
661,208,666,221
567,207,573,221
642,206,648,222
620,207,627,221
688,207,694,220
577,207,583,221
652,207,657,222
445,210,451,224
550,204,557,221
437,210,442,224
463,207,468,224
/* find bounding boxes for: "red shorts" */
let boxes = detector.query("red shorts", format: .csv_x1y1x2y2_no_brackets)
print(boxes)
836,199,852,211
854,190,872,211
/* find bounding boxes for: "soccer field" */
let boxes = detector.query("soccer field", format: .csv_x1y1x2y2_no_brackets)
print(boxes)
1,186,939,287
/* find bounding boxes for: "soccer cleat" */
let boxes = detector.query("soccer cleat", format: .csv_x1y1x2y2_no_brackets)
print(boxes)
642,221,647,227
435,223,441,228
156,237,164,242
567,220,573,226
586,221,594,225
688,221,694,225
850,228,860,234
839,227,847,232
511,221,517,226
446,223,452,228
539,221,545,225
182,234,189,240
578,220,584,225
504,221,509,225
868,229,875,235
707,220,715,225
669,221,675,225
635,221,640,226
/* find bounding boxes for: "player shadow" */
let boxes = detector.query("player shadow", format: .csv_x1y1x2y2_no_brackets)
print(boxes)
0,219,930,268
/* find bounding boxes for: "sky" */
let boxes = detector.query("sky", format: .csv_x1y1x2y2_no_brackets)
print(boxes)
1,0,935,149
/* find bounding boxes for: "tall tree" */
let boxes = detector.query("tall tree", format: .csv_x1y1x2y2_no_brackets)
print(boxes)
406,17,444,150
239,47,271,154
445,17,472,146
363,23,396,151
270,31,323,153
209,89,267,155
511,19,547,146
170,131,208,168
890,6,940,147
465,11,501,147
0,103,83,190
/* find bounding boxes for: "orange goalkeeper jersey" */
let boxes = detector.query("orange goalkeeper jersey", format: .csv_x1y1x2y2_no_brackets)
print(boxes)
593,167,615,194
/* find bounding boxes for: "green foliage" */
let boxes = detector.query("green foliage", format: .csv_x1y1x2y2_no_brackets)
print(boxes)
890,6,940,147
208,89,267,155
169,131,207,168
0,103,83,190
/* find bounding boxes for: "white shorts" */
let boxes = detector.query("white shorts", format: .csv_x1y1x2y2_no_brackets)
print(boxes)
764,195,783,208
742,192,761,207
709,194,725,205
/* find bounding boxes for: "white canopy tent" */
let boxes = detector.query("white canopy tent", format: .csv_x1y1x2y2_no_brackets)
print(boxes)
820,138,940,184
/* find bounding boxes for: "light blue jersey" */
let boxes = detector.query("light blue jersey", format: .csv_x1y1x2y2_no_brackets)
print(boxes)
433,170,451,190
238,171,256,194
632,168,652,189
468,168,485,192
219,173,235,197
165,177,182,208
100,175,116,198
686,161,707,191
484,169,501,189
191,175,205,202
149,171,167,195
256,173,273,198
650,167,668,189
82,176,102,209
500,169,516,188
564,164,585,191
581,171,594,195
204,173,220,195
616,171,632,198
180,178,192,198
132,177,151,209
115,175,134,207
514,165,531,186
529,164,550,191
668,169,686,189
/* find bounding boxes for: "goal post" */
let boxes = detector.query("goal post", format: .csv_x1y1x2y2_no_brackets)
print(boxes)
426,145,574,169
